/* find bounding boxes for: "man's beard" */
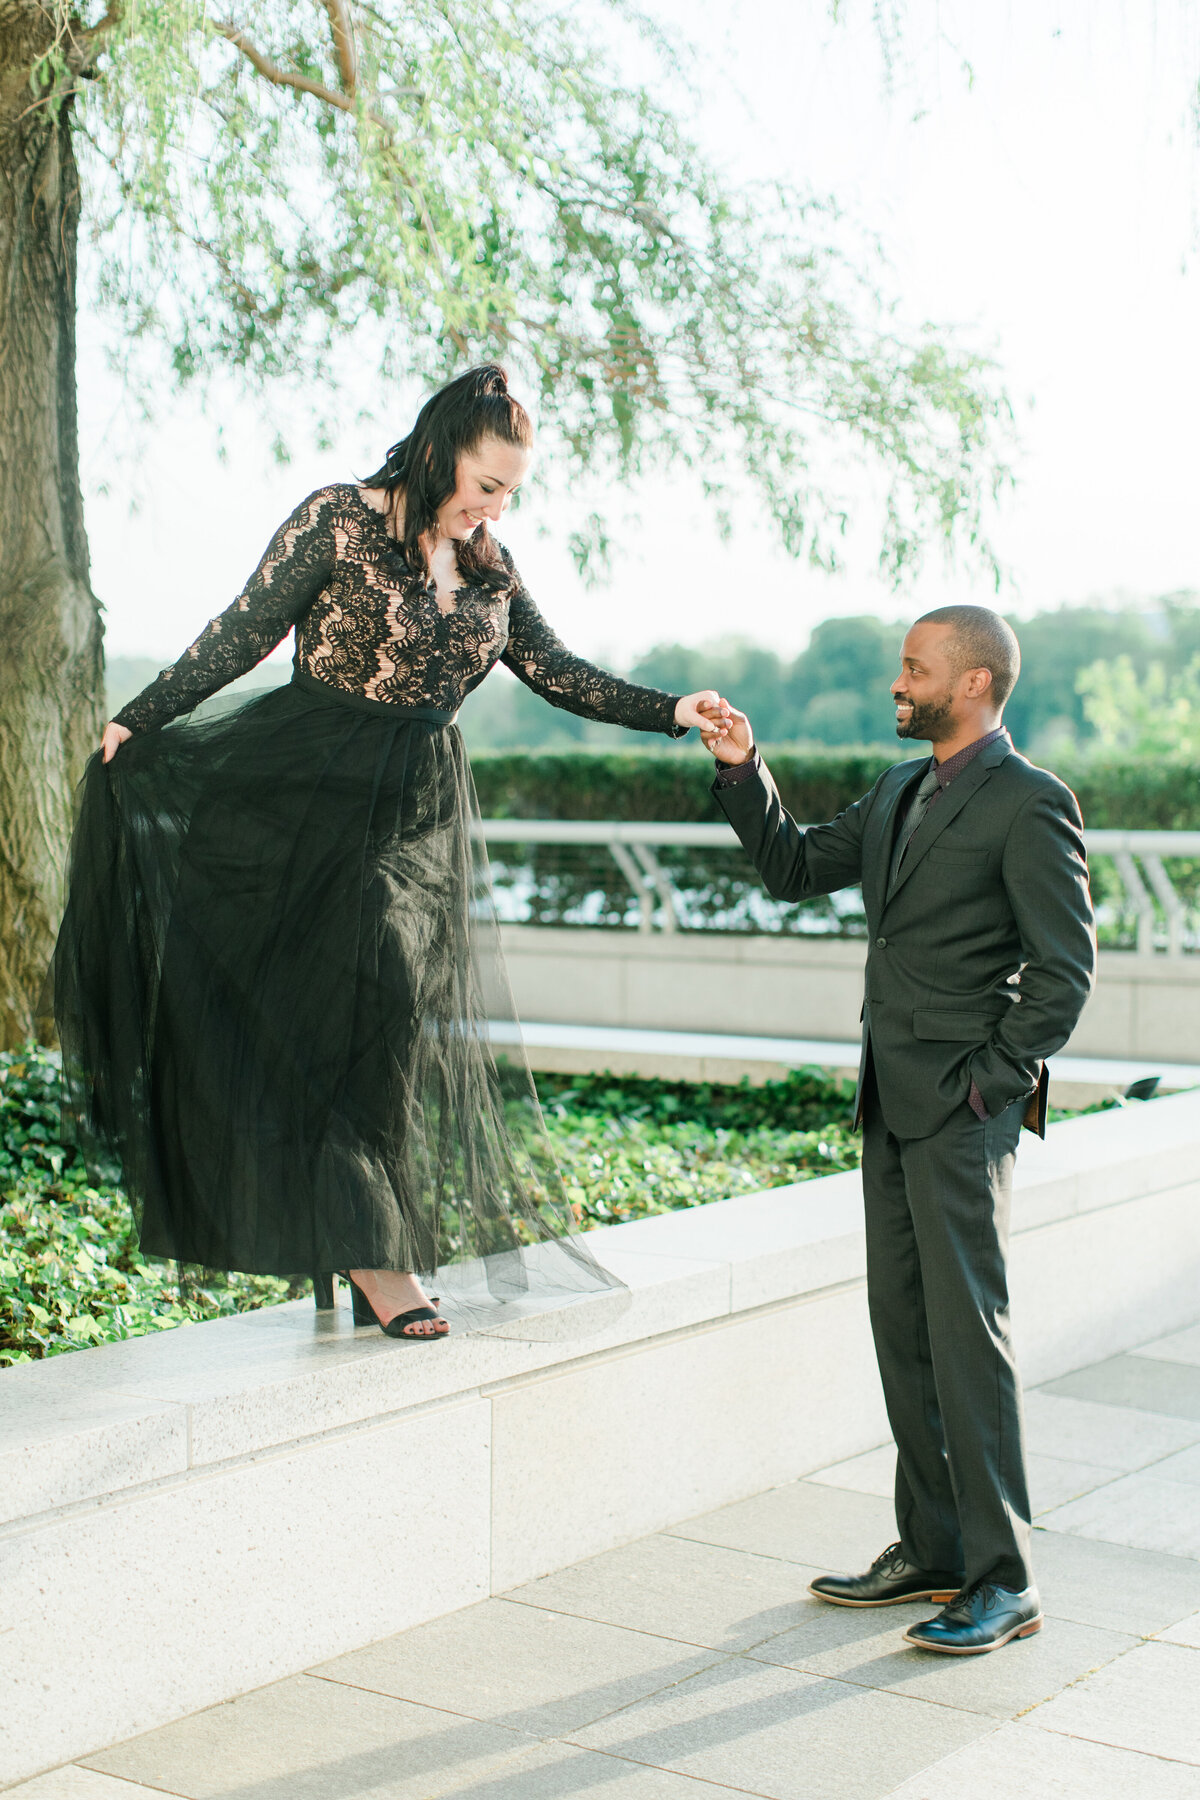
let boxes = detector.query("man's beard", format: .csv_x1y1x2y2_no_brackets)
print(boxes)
895,691,956,741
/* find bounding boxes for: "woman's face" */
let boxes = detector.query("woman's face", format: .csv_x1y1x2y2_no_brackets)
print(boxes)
436,436,532,541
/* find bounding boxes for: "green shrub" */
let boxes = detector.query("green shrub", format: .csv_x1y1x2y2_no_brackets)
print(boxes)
469,745,1200,830
469,745,907,824
534,1067,861,1227
547,1110,860,1228
0,1185,300,1365
535,1066,858,1132
1057,757,1200,830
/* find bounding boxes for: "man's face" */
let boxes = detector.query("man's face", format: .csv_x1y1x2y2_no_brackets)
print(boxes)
891,624,964,742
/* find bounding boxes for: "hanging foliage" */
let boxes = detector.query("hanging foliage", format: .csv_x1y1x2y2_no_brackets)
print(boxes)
28,0,1010,580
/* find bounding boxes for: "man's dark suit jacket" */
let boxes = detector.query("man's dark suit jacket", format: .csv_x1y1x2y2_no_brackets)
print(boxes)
713,736,1097,1141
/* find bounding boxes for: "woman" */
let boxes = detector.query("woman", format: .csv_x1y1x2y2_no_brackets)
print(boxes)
53,365,730,1342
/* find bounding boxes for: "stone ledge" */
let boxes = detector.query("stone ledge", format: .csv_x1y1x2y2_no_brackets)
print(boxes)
500,926,872,967
4,1091,1200,1527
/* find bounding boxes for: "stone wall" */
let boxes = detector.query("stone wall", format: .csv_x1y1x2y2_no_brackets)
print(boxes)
500,927,1200,1064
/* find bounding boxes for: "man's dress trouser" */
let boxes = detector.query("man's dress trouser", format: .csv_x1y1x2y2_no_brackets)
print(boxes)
860,1066,1034,1592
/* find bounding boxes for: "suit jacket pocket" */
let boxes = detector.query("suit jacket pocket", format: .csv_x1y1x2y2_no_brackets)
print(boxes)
912,1008,1005,1041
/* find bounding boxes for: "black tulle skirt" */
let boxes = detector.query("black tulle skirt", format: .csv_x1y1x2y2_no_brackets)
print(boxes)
50,672,624,1335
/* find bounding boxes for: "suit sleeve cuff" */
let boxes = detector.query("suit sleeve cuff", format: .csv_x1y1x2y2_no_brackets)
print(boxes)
713,748,760,787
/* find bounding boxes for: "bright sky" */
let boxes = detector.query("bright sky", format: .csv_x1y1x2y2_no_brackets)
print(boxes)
81,0,1200,670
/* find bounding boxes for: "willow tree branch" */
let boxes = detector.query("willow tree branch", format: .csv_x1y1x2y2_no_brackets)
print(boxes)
75,1,124,55
212,13,464,345
24,0,125,80
321,0,357,95
213,21,355,111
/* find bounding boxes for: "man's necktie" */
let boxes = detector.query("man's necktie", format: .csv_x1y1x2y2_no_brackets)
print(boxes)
889,765,942,887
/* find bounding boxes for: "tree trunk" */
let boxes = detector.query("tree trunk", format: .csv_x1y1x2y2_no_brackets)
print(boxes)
0,17,104,1049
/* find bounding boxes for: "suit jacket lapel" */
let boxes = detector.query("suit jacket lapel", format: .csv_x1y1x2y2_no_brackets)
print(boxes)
883,738,1012,906
863,759,930,924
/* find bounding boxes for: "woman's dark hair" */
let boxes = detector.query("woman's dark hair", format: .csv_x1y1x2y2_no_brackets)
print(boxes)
362,364,533,589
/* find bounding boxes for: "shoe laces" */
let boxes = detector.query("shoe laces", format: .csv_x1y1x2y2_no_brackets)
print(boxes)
948,1577,997,1610
874,1542,907,1574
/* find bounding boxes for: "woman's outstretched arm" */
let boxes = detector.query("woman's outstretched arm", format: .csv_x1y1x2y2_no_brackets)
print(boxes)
500,577,726,738
104,487,340,748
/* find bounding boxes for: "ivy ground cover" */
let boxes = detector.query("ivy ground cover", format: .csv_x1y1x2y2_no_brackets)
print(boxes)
2,1045,1110,1366
1,1048,861,1365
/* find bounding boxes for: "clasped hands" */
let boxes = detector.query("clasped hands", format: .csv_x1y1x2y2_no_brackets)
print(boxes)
673,692,754,767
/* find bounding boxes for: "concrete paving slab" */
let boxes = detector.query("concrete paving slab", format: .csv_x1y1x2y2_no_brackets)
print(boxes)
1030,1528,1200,1634
310,1598,727,1738
1135,1322,1200,1367
806,1442,1117,1514
505,1533,821,1654
807,1445,895,1498
1042,1355,1200,1420
1,1771,165,1799
746,1601,1133,1719
1030,1639,1200,1764
81,1673,537,1799
567,1656,991,1800
1153,1443,1200,1484
1028,1453,1120,1513
1040,1470,1200,1558
1157,1610,1200,1648
423,1739,751,1798
667,1479,897,1572
882,1718,1200,1799
1021,1389,1200,1469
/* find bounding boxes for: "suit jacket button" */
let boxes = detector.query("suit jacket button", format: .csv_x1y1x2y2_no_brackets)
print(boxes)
875,936,887,948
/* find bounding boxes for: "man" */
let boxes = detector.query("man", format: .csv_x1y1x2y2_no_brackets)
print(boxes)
704,606,1095,1654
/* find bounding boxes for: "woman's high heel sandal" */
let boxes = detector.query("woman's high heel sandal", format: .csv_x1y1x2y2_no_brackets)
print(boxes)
312,1272,336,1311
340,1270,449,1342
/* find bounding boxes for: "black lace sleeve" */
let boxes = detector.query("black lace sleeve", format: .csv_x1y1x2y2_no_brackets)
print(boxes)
112,488,339,733
500,570,684,737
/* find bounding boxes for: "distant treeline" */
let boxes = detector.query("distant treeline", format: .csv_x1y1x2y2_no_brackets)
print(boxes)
106,593,1200,758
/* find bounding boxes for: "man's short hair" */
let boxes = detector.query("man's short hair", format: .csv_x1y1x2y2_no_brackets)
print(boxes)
914,605,1021,708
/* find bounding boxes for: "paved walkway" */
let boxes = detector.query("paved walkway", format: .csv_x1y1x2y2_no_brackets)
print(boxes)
14,1324,1200,1799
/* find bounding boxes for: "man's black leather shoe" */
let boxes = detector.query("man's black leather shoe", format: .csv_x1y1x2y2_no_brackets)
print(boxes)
904,1581,1043,1653
809,1542,963,1608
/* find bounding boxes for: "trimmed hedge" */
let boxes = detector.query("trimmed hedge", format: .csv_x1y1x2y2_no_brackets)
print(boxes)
1059,758,1200,831
469,746,904,825
469,746,1200,830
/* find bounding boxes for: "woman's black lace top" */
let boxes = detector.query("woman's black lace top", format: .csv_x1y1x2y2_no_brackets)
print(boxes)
113,484,684,737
